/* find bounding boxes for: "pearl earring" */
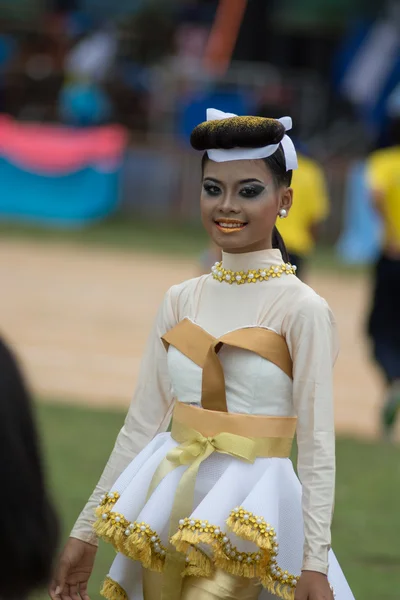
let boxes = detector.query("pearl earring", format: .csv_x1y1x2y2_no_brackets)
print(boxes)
279,208,288,219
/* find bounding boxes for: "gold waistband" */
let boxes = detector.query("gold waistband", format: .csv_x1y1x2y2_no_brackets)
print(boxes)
149,402,296,600
173,401,297,440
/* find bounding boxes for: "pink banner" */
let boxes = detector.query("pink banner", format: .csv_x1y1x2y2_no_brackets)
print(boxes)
0,115,128,174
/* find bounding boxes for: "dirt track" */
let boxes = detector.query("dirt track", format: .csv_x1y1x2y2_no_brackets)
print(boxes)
2,239,387,439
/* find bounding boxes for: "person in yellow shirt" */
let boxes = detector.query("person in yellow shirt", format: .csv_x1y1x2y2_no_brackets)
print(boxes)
366,116,400,437
276,153,329,279
199,153,329,280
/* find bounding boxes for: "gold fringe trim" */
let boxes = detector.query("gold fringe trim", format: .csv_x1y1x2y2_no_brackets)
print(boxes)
93,510,167,572
226,512,276,552
183,561,213,579
124,529,165,572
262,579,295,600
100,576,128,600
94,512,128,552
98,492,121,515
180,541,214,579
171,526,265,580
228,507,299,591
94,496,317,600
171,511,300,600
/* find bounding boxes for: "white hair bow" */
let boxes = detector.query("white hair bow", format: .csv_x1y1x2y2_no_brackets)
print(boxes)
205,108,298,171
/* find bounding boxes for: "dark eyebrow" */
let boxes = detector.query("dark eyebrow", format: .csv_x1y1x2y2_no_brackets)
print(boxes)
203,177,222,184
239,178,264,184
203,177,264,184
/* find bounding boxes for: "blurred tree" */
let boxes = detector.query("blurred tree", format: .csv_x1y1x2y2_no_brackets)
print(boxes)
51,0,79,10
232,0,269,63
0,0,46,22
118,4,175,66
232,0,341,72
273,0,379,30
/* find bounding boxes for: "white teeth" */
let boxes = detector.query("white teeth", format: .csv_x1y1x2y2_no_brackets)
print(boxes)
217,222,245,228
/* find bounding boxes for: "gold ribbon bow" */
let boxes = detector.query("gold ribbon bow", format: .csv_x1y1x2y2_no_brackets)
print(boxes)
169,428,258,465
147,420,293,600
148,424,262,505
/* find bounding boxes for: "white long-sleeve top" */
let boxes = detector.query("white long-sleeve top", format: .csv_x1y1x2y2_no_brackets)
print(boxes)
71,248,338,575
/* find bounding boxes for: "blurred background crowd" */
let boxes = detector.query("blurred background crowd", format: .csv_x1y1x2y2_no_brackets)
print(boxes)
1,1,400,599
0,0,398,244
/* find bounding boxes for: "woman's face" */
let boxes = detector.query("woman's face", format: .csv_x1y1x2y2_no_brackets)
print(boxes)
200,158,292,254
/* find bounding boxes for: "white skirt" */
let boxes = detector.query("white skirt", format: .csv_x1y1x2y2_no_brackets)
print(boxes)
95,433,355,600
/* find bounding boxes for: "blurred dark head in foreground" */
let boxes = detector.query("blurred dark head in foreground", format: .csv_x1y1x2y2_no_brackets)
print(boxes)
0,338,58,599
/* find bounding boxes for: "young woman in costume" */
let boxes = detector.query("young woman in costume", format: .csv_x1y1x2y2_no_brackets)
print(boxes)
50,110,354,600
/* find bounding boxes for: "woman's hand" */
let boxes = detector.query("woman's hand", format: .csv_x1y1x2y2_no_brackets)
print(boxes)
49,537,97,600
295,571,334,600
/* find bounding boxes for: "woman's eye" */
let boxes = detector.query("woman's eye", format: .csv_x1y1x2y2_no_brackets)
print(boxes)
239,185,264,198
203,184,221,196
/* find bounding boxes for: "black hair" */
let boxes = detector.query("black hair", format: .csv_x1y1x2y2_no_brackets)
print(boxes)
0,337,59,599
191,115,286,151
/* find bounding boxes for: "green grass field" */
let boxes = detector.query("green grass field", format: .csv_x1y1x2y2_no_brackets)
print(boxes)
35,402,400,600
0,218,209,257
1,218,367,275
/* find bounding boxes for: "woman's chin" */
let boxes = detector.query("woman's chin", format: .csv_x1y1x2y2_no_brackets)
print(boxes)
212,237,242,251
211,231,247,248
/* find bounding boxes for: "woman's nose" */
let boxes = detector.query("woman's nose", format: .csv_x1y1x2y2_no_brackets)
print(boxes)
218,192,240,213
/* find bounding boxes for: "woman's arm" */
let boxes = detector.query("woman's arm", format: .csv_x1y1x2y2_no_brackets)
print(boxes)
70,287,178,545
284,294,338,574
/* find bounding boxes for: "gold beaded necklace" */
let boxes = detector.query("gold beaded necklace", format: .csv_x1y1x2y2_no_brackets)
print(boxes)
211,261,297,284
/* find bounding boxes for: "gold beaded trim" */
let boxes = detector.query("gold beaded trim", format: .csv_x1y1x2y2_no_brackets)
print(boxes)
98,491,121,514
94,496,167,572
227,507,299,589
211,262,296,284
171,508,302,599
172,516,263,570
95,494,333,600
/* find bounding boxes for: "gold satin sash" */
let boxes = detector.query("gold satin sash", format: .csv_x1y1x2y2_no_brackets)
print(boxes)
149,404,296,600
173,401,297,439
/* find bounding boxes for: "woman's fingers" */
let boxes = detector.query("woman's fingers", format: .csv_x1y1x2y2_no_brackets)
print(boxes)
60,588,73,600
50,557,71,598
68,584,81,600
79,581,91,600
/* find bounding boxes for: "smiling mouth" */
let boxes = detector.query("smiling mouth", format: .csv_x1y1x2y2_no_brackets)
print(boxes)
215,220,248,233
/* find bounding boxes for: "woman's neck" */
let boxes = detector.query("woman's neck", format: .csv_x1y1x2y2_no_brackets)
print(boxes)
221,248,283,272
